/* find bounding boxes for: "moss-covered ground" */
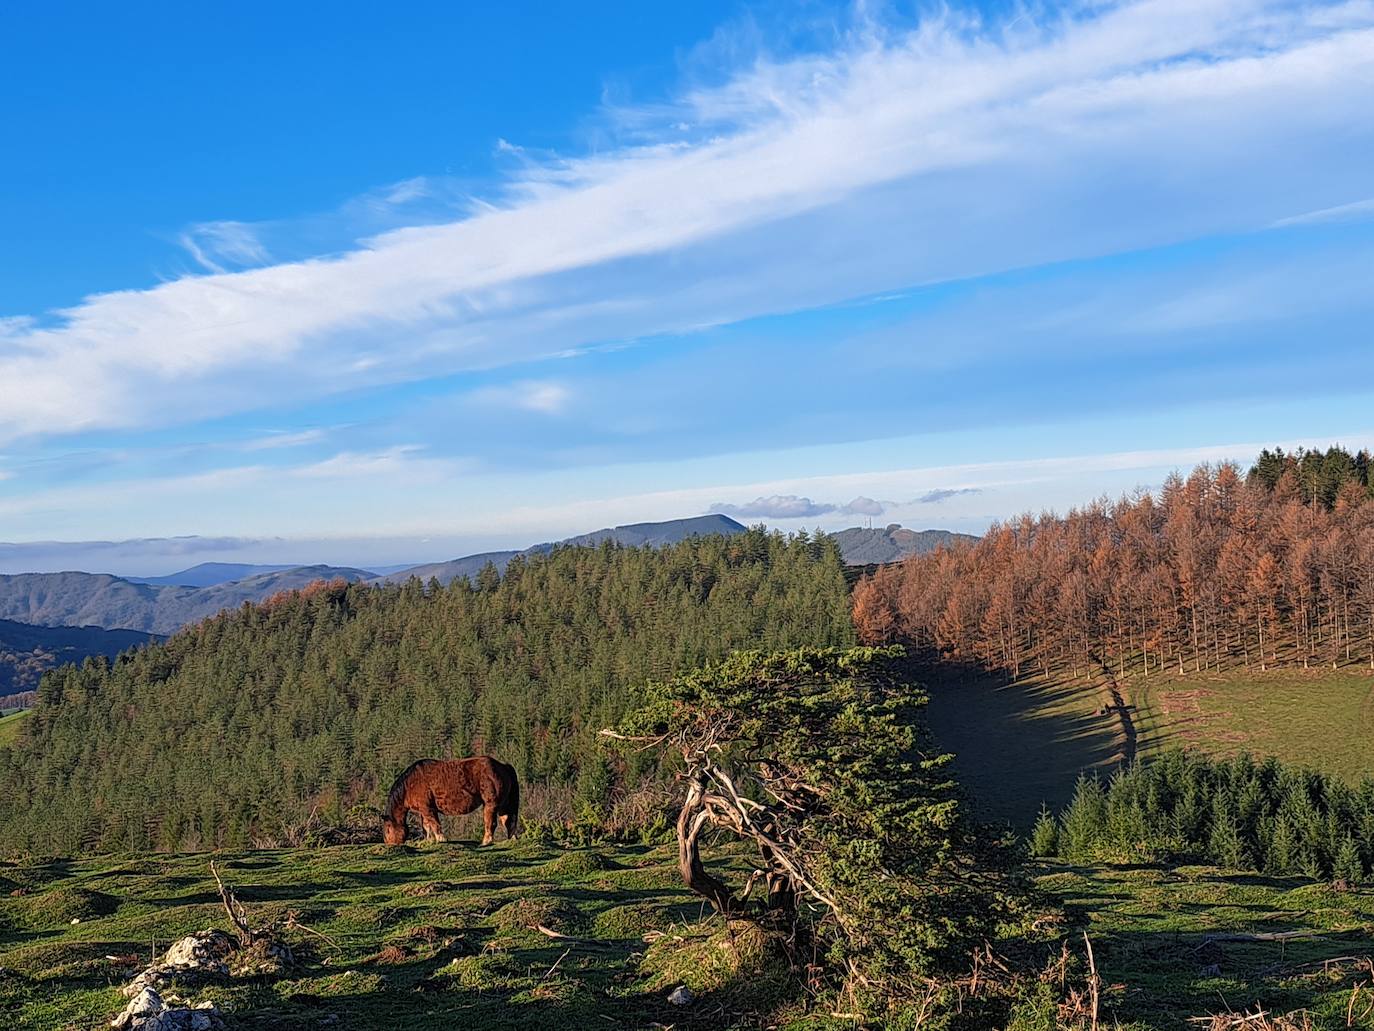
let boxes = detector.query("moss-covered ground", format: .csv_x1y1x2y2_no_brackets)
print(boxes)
0,837,824,1031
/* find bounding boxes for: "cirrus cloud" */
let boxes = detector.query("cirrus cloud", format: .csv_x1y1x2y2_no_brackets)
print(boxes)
1,0,1370,448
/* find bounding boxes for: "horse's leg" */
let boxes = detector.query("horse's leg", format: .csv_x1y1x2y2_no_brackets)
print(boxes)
422,801,446,843
498,813,510,839
480,800,497,846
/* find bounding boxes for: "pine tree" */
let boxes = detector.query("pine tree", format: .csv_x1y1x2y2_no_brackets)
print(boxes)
1266,815,1297,875
1059,775,1107,859
1207,794,1248,870
1333,836,1365,885
1030,804,1059,857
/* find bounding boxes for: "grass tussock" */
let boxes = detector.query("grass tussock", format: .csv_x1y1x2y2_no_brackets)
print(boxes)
639,918,793,1004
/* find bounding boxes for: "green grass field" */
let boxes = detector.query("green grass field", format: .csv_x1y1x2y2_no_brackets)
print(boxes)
4,838,1373,1031
921,664,1374,827
0,837,812,1031
1130,669,1374,783
0,709,30,748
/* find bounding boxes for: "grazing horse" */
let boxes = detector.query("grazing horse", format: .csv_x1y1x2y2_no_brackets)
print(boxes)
381,756,520,845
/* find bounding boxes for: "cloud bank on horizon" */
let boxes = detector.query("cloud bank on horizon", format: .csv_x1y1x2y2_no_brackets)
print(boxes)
1,0,1373,568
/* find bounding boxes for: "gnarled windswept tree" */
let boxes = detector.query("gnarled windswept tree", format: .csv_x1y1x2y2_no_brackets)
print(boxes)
607,646,1022,1008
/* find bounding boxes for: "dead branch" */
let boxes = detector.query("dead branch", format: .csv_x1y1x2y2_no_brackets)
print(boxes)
210,860,257,946
285,912,341,953
1083,932,1101,1031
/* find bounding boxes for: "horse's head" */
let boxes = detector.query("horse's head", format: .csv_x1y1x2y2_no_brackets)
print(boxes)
380,813,406,845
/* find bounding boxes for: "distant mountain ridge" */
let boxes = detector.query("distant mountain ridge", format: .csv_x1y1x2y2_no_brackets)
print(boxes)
372,514,749,586
126,562,298,587
0,618,156,695
830,525,977,565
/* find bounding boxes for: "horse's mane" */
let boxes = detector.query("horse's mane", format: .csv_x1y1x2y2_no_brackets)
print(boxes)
386,758,438,814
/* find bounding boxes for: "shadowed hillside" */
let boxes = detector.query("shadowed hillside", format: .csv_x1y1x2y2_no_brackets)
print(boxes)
0,618,156,695
830,524,976,565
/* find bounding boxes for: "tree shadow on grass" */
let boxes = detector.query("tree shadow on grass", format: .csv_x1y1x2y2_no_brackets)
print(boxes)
917,659,1123,828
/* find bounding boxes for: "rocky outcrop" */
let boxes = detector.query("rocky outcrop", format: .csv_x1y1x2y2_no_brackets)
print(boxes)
111,931,239,1029
121,930,235,998
110,987,224,1030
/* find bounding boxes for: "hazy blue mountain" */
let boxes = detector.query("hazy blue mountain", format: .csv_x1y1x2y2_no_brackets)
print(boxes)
374,515,749,586
0,565,376,635
831,525,978,565
0,618,157,694
126,562,300,587
359,562,425,577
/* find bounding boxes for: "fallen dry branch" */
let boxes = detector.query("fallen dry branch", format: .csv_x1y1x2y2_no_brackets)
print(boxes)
1187,1008,1315,1030
1254,953,1371,979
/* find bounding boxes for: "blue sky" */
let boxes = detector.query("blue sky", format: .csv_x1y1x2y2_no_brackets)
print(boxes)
2,0,1373,575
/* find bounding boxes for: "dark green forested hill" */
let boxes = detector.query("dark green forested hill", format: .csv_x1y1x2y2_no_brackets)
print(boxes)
0,529,854,855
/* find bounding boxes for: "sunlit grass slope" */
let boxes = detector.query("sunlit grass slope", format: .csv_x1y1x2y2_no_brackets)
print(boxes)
1130,669,1374,783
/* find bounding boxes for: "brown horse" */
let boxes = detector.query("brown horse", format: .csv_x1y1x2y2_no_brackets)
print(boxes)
381,756,520,845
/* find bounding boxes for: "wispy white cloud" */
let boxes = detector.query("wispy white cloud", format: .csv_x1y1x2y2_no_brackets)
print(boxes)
239,429,327,451
842,495,885,516
469,380,572,415
178,220,271,273
1271,196,1374,227
295,446,463,481
913,488,982,504
1,1,1369,445
709,488,979,518
710,494,836,518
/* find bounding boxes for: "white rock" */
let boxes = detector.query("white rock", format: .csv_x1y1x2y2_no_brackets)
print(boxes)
668,984,694,1006
71,917,81,924
112,987,165,1028
131,989,164,1016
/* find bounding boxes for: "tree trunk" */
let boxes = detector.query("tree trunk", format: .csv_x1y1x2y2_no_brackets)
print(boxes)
677,777,736,915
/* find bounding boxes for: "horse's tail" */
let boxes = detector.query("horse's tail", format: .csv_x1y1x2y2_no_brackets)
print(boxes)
499,763,520,838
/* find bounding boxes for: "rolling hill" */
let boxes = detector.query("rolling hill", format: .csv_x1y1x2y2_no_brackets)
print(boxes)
829,524,976,564
0,518,975,631
125,561,297,587
0,565,376,635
